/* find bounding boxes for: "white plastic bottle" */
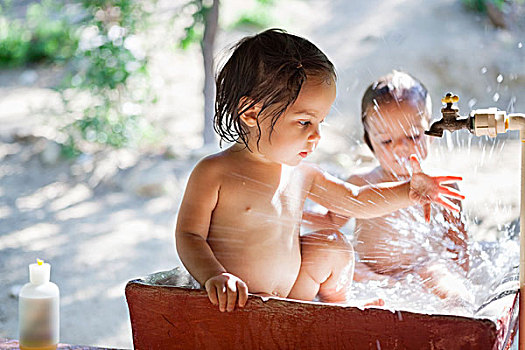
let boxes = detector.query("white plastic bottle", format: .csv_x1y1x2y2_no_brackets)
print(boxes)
18,259,60,350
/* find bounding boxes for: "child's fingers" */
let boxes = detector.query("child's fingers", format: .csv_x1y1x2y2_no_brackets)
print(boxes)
226,282,238,312
217,285,227,312
424,203,431,223
205,283,219,306
435,176,463,183
237,281,248,307
438,185,465,200
435,196,460,212
409,155,422,173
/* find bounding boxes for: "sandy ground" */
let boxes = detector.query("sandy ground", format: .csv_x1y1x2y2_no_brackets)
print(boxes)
1,0,524,348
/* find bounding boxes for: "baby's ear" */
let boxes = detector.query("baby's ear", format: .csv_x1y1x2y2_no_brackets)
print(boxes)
238,97,260,128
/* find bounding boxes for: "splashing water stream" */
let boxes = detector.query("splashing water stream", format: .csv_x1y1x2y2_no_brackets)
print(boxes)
338,130,520,318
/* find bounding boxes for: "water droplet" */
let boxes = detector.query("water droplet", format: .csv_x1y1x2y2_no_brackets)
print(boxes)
519,42,523,49
496,74,503,83
480,67,488,74
493,92,500,102
468,98,477,109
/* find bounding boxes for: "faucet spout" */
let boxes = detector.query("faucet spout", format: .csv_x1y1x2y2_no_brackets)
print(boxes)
425,93,474,138
425,121,446,138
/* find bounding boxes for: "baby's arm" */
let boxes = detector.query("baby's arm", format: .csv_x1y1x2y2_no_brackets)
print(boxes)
307,156,464,220
302,174,365,230
302,210,349,230
175,158,248,312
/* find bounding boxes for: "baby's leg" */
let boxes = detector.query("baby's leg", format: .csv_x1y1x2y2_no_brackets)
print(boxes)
288,230,354,303
416,263,473,303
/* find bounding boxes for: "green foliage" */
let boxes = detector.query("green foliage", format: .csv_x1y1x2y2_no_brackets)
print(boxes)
178,0,210,49
0,0,159,155
461,0,524,12
230,10,272,30
64,105,155,151
178,0,275,49
0,1,78,67
461,0,486,11
59,0,158,155
230,0,274,30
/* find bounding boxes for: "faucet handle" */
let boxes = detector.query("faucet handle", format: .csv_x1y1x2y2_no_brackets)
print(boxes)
441,93,459,104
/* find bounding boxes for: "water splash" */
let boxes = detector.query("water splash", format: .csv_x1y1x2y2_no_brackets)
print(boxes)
344,126,520,317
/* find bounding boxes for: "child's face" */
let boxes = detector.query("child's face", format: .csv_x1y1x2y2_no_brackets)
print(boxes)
247,77,336,166
365,100,430,177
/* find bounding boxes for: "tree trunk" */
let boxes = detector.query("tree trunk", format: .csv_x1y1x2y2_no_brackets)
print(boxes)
201,0,219,146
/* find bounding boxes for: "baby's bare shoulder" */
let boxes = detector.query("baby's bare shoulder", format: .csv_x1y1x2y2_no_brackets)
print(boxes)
189,151,232,183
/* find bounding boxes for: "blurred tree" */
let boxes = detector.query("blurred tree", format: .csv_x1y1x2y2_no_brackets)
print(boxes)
461,0,525,29
180,0,219,146
178,0,274,146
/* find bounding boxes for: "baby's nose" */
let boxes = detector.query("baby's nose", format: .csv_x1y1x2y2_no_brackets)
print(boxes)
393,139,413,156
308,127,321,142
393,139,405,149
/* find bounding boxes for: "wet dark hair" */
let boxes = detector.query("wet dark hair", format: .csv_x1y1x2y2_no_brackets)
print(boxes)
214,28,336,149
361,70,431,151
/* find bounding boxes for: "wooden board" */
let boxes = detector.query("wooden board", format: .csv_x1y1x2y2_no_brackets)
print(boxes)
125,279,518,350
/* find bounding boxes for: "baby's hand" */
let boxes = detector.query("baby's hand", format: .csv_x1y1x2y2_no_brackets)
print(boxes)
408,155,465,222
204,272,248,312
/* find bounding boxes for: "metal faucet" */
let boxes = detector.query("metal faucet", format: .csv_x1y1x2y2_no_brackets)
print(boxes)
424,93,474,137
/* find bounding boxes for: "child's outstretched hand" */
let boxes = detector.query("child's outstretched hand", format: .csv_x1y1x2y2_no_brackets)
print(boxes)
408,155,465,222
204,272,248,312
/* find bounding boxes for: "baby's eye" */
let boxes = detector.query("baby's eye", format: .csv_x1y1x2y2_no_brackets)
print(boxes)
381,139,392,145
408,134,421,141
298,121,311,127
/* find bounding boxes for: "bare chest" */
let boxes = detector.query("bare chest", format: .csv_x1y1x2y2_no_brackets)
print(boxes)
212,167,309,232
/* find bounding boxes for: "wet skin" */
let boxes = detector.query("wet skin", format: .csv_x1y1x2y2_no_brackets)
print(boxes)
176,78,465,312
304,99,470,300
358,100,468,276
